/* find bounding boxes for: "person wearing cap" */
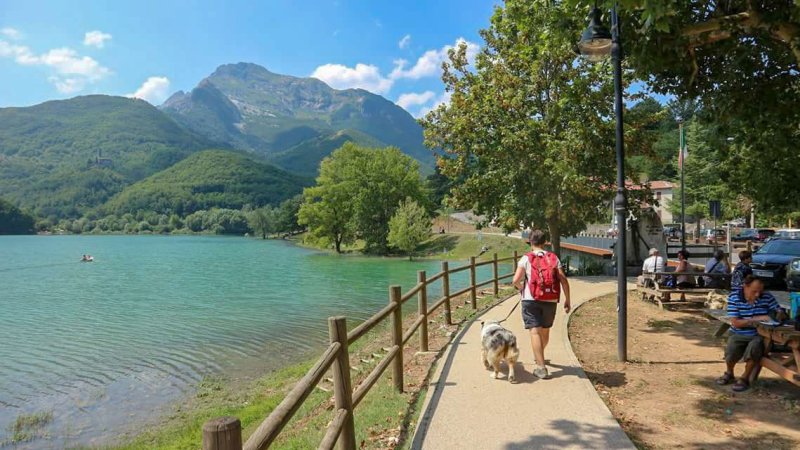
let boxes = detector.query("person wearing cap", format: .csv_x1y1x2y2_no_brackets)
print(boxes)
641,248,665,274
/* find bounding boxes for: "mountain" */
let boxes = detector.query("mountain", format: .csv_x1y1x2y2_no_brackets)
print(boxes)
266,129,386,178
0,95,216,218
161,63,434,174
101,150,310,216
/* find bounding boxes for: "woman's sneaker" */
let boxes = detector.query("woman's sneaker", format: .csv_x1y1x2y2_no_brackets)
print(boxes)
533,366,550,379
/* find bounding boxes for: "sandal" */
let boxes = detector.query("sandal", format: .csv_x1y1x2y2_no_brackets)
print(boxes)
732,379,750,392
715,372,734,385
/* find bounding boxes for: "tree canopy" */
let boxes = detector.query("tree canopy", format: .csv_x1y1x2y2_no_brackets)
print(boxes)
567,1,800,214
421,0,658,254
0,198,35,235
388,199,431,259
298,143,427,254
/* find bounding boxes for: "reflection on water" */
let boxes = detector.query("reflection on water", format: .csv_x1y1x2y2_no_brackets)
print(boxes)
0,235,507,447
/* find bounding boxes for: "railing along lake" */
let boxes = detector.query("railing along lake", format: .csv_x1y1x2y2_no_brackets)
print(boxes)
200,252,520,450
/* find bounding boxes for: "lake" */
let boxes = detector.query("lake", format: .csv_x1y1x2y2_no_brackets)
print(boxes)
0,235,504,448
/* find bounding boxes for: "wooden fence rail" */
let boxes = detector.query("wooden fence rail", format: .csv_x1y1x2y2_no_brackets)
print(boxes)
203,252,519,450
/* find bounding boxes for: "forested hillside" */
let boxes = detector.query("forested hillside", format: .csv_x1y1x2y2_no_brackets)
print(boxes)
0,95,215,218
101,150,309,216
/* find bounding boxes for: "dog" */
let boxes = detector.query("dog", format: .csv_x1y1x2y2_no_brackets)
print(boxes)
480,320,519,382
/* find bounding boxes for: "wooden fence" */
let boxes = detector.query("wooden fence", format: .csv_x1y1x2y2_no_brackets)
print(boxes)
201,251,520,450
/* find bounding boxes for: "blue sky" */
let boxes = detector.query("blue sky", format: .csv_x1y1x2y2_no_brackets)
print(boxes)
0,0,499,117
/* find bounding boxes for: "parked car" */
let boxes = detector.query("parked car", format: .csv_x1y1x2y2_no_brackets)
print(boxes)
773,229,800,240
751,238,800,288
757,228,776,242
732,228,758,242
786,258,800,291
705,228,726,244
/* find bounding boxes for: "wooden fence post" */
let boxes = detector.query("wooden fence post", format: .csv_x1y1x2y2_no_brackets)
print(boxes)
492,253,499,296
441,261,452,325
469,256,477,309
417,271,429,352
328,316,356,450
513,250,519,277
390,285,404,393
202,417,242,450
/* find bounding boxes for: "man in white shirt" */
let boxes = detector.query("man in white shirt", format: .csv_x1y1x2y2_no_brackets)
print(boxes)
642,248,664,273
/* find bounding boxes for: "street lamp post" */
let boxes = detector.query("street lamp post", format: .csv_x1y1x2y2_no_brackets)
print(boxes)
578,4,628,362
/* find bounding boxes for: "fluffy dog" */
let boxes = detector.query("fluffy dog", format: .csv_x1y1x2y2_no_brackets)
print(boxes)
480,320,519,382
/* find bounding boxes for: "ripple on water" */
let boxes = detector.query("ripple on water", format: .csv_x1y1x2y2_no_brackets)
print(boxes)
0,235,476,447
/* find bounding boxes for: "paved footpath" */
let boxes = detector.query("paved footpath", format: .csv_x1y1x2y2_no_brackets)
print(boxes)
412,278,635,450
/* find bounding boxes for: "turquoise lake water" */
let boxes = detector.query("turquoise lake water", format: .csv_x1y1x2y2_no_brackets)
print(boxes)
0,235,507,448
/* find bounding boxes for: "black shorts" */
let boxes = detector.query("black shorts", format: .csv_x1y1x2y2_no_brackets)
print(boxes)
725,333,765,363
521,300,558,329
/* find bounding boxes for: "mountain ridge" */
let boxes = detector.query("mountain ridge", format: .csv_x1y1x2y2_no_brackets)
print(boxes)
161,62,434,174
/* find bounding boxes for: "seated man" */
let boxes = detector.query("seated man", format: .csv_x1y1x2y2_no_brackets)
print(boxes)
642,248,664,273
716,275,784,392
704,249,731,288
638,248,664,288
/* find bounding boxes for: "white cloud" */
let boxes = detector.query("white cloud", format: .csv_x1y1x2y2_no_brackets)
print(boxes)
49,76,85,94
310,38,479,96
396,90,435,109
0,39,111,94
311,63,393,94
83,30,112,48
398,34,411,49
416,91,452,118
127,76,171,104
1,27,22,40
391,38,479,80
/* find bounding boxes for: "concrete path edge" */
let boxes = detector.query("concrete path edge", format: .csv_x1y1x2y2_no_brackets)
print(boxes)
409,285,635,449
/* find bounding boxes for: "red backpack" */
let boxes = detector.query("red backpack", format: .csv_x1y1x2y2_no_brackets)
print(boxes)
526,251,560,301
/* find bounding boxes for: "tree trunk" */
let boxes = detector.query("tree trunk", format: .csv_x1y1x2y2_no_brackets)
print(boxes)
334,235,342,253
547,219,561,259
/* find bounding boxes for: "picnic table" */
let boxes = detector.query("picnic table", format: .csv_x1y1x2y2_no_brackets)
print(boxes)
703,309,800,387
639,271,731,308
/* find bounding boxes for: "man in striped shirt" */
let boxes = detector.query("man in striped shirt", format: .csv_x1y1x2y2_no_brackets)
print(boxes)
716,275,785,392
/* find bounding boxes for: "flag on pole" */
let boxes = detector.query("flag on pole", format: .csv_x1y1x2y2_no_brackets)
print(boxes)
678,124,688,169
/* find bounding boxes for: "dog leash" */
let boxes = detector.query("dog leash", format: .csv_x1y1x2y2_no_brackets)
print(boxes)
497,300,520,324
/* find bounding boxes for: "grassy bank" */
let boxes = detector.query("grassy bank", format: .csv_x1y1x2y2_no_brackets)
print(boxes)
102,285,518,450
296,231,528,263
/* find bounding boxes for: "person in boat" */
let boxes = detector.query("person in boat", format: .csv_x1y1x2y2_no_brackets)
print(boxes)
81,254,94,262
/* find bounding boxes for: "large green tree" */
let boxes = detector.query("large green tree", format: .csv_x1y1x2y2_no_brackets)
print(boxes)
298,143,426,254
568,1,800,214
421,0,652,255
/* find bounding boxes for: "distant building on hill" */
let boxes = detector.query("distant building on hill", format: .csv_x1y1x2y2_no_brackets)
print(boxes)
88,149,113,169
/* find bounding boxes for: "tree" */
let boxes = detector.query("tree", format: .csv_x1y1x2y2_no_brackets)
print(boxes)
388,199,431,260
248,206,276,239
668,120,735,224
421,1,648,255
567,1,800,213
0,198,36,234
298,143,427,254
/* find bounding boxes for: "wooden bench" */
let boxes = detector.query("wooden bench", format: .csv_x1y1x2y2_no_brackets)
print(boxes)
702,309,800,386
703,308,733,337
638,271,730,308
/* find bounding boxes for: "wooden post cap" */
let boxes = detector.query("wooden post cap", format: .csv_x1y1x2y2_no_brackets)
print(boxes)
202,416,242,450
203,416,241,432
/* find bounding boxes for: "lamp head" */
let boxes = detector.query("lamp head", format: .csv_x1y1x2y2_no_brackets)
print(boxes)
578,7,612,62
